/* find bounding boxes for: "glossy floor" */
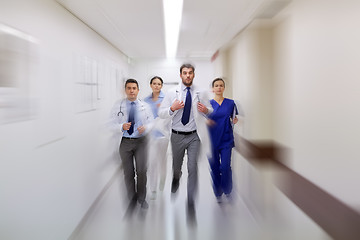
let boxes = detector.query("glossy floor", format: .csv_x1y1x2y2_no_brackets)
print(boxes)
71,155,263,240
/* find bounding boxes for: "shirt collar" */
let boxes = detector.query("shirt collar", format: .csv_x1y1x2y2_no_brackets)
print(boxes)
150,91,165,99
181,82,192,91
126,98,139,104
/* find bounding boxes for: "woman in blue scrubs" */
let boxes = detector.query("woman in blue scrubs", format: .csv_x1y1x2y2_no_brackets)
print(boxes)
208,78,238,203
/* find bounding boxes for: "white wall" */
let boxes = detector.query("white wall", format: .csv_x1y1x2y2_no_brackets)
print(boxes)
284,0,360,208
0,0,129,239
128,58,215,99
222,25,275,141
221,0,360,219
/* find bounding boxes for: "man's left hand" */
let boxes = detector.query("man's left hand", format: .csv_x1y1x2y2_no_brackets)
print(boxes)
197,102,208,114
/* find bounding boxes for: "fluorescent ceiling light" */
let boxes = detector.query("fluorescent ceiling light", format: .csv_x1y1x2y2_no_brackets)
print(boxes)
163,0,183,58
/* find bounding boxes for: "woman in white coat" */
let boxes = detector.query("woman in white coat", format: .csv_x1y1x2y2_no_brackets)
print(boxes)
144,76,170,200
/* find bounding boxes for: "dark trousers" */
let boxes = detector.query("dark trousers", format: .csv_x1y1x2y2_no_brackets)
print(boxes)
209,146,233,196
119,137,148,203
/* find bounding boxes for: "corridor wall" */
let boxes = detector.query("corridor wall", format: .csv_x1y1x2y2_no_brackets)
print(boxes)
213,0,360,237
0,0,129,239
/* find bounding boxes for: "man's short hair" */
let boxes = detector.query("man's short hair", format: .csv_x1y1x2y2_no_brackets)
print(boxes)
125,78,139,89
180,63,195,74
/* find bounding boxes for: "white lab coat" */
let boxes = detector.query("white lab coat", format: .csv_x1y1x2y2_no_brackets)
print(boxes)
158,84,213,158
108,98,154,137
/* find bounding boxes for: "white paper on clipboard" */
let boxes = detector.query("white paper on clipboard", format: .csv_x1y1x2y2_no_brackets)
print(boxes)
232,100,244,129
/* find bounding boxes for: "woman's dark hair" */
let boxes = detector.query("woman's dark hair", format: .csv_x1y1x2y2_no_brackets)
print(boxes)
125,78,139,89
150,76,163,85
212,78,225,88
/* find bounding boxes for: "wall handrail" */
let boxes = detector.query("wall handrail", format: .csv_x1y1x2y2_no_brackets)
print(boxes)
234,133,360,240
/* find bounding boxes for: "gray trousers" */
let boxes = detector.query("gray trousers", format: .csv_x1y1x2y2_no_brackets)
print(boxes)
119,137,148,203
171,132,200,202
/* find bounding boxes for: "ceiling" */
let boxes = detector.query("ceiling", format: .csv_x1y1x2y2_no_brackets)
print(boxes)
56,0,289,60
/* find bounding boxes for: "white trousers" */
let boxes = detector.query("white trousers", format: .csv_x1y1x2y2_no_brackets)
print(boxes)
148,136,169,192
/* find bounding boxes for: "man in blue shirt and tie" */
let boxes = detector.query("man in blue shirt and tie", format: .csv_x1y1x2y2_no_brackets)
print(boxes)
109,79,154,211
159,64,213,221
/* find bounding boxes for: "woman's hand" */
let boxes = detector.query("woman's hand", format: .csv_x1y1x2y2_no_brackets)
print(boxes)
207,119,216,126
232,117,238,124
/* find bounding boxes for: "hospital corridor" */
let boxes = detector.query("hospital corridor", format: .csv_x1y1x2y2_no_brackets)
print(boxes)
1,0,360,239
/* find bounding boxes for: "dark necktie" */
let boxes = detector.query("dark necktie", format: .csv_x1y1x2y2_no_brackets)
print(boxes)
181,87,191,125
128,102,135,135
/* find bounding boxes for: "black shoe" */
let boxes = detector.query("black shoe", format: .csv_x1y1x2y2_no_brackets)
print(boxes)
171,178,180,193
124,195,137,218
139,200,149,209
130,195,137,208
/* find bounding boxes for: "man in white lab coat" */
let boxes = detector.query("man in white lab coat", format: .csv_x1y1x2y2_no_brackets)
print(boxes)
109,79,154,211
158,63,212,220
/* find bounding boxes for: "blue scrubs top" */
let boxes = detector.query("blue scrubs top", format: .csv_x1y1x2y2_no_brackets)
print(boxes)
208,98,238,149
144,91,165,137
